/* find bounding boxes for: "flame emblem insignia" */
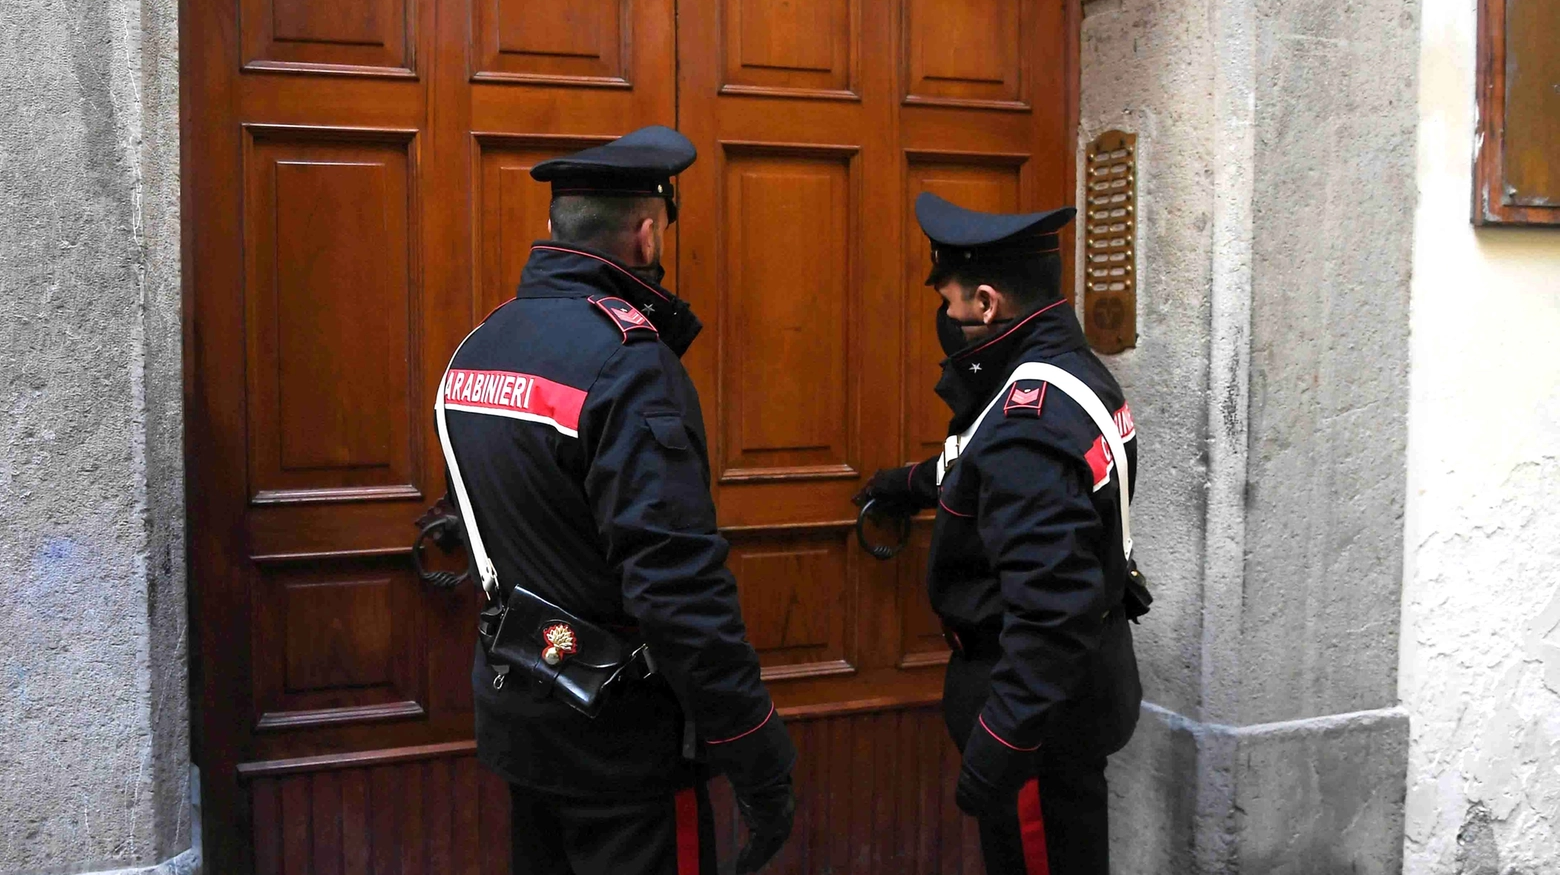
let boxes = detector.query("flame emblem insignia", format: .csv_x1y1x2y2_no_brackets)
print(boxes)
541,623,578,666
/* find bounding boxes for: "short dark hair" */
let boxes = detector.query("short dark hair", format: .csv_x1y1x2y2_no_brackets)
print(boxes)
549,195,662,247
938,255,1062,307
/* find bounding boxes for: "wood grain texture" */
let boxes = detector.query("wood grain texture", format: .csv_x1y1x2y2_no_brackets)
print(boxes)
242,128,420,506
721,0,858,98
471,0,630,86
250,752,508,875
903,0,1026,109
718,144,858,482
241,0,413,76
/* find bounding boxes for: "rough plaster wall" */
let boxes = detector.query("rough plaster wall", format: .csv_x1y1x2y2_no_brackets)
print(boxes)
1239,0,1419,725
1080,0,1216,727
0,0,188,871
1401,0,1560,871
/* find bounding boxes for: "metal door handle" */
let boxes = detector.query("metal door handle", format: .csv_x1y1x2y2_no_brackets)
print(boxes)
413,500,471,590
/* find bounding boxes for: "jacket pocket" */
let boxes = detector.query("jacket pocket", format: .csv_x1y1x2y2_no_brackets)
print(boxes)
645,413,690,450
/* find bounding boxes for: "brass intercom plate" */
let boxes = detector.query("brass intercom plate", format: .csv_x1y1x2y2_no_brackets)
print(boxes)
1083,131,1137,354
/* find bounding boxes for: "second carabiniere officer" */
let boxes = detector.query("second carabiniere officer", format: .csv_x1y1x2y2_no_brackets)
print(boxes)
855,193,1146,875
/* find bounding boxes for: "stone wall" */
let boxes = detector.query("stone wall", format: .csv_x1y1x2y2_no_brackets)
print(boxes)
1080,0,1420,870
1399,0,1560,871
0,0,192,872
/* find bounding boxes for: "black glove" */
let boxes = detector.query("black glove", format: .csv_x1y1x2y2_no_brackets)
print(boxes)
954,718,1035,815
852,461,937,518
733,772,795,873
705,711,798,873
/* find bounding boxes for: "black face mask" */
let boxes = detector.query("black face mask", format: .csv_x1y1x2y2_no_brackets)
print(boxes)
936,302,1012,358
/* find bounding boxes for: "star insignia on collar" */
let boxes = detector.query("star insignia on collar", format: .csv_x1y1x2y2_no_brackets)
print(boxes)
642,304,655,313
969,362,982,373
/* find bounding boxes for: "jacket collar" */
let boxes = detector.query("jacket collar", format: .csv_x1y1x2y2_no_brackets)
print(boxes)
935,297,1089,427
518,242,676,306
517,242,704,357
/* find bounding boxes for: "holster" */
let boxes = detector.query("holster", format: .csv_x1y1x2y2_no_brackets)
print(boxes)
478,584,653,719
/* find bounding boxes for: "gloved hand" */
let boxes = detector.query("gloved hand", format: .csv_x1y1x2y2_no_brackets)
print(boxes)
733,771,795,873
705,709,798,873
852,461,937,518
955,718,1035,815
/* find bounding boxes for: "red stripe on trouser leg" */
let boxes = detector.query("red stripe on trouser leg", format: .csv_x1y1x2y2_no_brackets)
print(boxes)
675,788,700,875
1017,777,1050,875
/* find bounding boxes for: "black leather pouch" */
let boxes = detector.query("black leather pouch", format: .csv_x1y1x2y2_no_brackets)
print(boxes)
479,584,643,719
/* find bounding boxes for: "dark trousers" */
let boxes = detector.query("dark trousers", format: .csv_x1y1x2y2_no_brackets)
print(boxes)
974,756,1110,875
944,653,1112,875
509,782,717,875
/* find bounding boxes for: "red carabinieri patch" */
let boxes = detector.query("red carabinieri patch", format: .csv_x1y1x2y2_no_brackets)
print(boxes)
442,368,588,437
1004,381,1048,417
1085,403,1136,491
589,295,658,342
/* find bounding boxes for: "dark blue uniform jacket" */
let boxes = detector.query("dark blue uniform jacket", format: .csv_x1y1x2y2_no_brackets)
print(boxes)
923,298,1143,757
440,243,773,799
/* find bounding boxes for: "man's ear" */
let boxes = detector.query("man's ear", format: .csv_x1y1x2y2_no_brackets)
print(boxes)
975,284,1003,324
634,216,657,265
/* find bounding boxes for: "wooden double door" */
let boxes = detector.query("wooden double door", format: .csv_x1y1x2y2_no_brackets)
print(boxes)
183,0,1075,871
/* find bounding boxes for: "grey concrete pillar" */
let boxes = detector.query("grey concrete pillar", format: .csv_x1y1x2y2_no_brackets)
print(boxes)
1080,0,1419,871
0,0,195,872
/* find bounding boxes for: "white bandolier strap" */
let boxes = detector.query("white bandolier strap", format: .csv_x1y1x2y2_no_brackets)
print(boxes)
434,329,501,601
936,361,1133,560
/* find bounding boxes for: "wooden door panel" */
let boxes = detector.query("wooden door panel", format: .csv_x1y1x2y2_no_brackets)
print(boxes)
471,0,630,86
717,144,858,481
242,127,422,506
730,528,858,680
241,0,415,75
250,557,427,732
721,0,857,98
903,0,1026,109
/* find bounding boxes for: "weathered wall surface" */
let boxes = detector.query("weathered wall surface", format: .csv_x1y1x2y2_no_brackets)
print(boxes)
1240,0,1418,726
0,0,191,872
1079,0,1217,726
1400,0,1560,871
1082,0,1418,869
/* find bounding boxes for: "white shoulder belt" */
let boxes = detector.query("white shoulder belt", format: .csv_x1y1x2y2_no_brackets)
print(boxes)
936,361,1133,560
434,330,501,601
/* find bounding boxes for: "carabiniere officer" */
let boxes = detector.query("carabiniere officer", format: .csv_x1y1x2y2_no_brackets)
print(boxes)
855,194,1145,875
437,126,796,875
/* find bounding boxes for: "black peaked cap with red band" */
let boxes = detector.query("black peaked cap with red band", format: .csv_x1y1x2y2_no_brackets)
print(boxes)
915,192,1076,285
531,125,697,224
